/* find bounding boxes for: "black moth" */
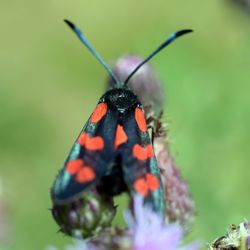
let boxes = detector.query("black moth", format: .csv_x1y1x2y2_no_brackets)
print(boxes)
51,20,192,237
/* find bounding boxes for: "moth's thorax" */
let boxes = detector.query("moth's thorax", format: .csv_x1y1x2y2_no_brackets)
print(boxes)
102,88,139,113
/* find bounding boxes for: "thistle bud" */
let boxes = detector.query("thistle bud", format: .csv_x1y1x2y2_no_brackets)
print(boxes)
48,195,200,250
51,188,116,238
210,220,250,250
153,137,195,229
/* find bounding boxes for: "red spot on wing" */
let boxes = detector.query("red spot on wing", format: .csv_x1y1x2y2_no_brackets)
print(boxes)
78,133,87,146
133,144,155,160
147,145,154,158
146,173,159,191
114,124,128,149
78,133,104,150
66,159,84,175
135,107,147,132
133,177,149,196
85,136,104,150
133,174,160,196
90,102,107,123
76,166,96,183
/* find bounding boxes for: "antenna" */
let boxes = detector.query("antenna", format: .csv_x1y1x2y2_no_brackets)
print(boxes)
124,29,193,85
64,19,119,84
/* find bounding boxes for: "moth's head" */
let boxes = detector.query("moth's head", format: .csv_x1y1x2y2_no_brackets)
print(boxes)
103,88,139,113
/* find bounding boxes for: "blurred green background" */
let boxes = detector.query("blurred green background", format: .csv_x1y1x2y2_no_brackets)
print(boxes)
0,0,250,249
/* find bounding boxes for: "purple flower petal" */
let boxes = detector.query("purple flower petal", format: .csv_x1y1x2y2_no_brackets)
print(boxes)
125,195,200,250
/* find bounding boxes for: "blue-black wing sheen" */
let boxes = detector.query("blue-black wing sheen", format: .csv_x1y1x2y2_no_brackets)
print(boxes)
51,101,119,204
117,106,165,214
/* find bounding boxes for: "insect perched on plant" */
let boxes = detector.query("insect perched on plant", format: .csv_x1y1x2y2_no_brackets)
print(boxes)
51,20,192,221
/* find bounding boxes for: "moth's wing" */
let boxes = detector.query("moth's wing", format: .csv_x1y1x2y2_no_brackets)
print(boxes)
120,107,165,215
51,102,118,204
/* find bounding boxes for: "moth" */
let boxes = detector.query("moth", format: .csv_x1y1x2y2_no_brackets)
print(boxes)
51,19,192,216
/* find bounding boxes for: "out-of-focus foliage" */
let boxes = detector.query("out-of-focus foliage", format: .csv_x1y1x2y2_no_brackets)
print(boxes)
0,1,250,250
230,0,250,14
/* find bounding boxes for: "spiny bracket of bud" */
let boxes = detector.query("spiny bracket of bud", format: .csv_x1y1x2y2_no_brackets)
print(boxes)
51,188,116,239
89,227,132,250
209,220,250,250
145,106,167,139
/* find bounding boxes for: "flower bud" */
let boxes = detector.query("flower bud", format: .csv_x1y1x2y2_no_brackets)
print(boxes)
153,137,195,229
209,220,250,250
49,195,200,250
51,188,116,238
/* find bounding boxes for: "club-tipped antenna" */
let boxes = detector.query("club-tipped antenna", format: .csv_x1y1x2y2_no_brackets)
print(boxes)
124,29,193,85
64,19,119,85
